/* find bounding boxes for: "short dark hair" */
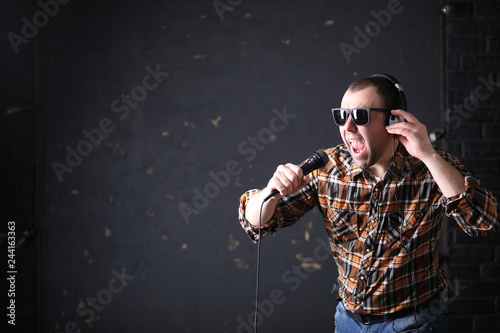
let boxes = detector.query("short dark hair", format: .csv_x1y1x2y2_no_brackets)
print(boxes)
348,77,404,110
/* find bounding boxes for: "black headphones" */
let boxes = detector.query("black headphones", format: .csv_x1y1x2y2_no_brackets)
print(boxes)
369,73,407,125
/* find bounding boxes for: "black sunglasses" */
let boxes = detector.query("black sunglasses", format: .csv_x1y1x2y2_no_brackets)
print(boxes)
331,108,391,126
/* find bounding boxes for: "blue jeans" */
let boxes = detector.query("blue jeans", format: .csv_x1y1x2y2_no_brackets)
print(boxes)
334,301,448,333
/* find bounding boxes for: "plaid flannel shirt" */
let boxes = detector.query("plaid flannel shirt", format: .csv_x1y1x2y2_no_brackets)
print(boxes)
238,144,499,315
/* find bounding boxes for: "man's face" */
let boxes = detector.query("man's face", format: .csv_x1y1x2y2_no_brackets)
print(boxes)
339,85,394,176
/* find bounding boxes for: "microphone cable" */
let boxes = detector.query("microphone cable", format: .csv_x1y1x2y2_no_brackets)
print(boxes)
253,199,265,333
250,150,328,332
393,138,417,317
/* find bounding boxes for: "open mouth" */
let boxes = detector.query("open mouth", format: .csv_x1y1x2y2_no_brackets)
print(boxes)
349,139,365,155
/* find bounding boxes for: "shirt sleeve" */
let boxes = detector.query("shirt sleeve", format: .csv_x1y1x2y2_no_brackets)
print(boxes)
238,189,279,242
238,172,320,243
443,172,500,237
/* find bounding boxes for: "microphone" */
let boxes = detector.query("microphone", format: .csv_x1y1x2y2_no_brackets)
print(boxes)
262,149,329,202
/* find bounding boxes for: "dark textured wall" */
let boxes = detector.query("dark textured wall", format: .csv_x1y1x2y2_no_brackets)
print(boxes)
443,1,500,332
38,1,441,332
1,1,39,332
7,0,499,332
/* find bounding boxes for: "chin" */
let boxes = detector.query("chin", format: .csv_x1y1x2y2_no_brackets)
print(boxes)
352,157,369,170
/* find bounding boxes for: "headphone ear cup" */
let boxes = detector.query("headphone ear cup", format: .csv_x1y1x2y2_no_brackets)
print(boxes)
388,115,404,125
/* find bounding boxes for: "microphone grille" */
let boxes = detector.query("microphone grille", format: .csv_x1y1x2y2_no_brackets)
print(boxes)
311,149,329,168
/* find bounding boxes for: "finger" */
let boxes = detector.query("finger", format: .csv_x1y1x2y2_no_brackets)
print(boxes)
281,163,304,192
389,122,429,144
391,109,419,125
271,164,303,195
395,134,408,146
287,174,311,195
297,175,311,190
266,176,284,197
386,123,415,135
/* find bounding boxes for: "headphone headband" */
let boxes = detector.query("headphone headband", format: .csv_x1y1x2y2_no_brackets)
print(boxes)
369,73,408,111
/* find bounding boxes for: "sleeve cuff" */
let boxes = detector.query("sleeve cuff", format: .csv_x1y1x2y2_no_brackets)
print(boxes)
442,173,478,216
238,189,278,243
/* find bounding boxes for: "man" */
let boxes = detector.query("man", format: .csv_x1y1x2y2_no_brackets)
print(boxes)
238,74,499,332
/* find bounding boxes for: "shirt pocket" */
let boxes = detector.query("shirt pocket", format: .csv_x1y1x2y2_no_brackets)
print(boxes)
385,204,441,249
386,212,406,245
327,209,358,255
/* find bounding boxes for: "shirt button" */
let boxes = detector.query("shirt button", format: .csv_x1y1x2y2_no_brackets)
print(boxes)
366,248,371,253
374,188,379,192
360,276,365,280
356,300,361,304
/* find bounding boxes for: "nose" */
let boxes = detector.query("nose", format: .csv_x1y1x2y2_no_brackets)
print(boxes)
344,114,357,131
